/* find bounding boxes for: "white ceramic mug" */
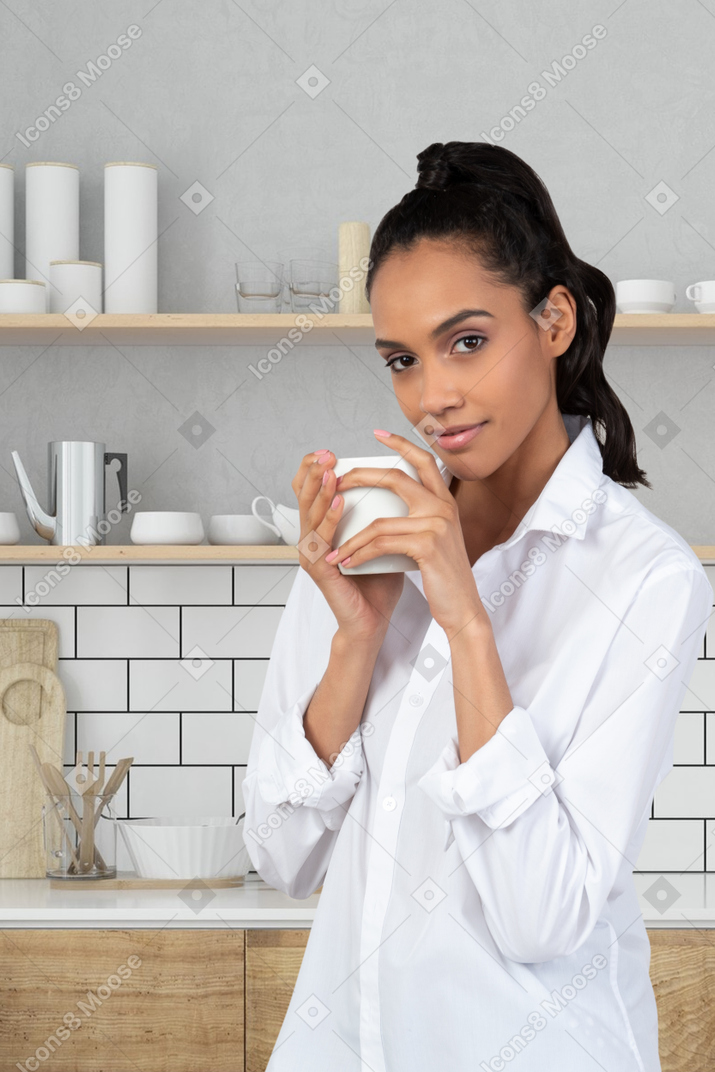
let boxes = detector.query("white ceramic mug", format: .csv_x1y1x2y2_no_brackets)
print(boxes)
685,280,715,313
615,279,675,314
331,455,421,575
0,280,46,313
208,514,281,545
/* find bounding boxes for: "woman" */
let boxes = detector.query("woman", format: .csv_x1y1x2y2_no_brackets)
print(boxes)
242,141,711,1072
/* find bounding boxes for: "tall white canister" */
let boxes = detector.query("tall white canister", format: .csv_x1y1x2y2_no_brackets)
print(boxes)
0,165,14,280
25,162,80,311
104,162,158,313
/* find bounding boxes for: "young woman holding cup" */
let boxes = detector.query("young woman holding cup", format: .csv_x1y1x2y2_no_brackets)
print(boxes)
243,141,711,1072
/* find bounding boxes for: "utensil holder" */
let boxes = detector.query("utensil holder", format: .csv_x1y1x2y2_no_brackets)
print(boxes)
42,794,117,879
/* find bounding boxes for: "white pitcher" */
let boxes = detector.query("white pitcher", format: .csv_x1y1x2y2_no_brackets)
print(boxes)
251,496,301,545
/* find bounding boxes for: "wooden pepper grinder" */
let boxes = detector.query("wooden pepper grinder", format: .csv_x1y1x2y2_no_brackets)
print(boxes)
338,221,371,313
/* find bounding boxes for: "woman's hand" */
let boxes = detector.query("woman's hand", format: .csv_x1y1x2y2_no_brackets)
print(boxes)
327,432,487,641
292,450,405,645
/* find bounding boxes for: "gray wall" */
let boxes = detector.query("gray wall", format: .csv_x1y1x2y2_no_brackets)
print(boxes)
1,0,714,543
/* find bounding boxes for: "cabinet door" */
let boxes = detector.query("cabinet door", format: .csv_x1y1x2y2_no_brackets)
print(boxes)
246,929,309,1072
0,928,245,1072
649,929,715,1071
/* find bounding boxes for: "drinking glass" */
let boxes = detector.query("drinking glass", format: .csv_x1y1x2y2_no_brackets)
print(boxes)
235,260,284,313
288,260,338,313
43,795,117,879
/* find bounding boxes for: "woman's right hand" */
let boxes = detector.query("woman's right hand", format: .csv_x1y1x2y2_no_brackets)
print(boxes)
292,450,405,645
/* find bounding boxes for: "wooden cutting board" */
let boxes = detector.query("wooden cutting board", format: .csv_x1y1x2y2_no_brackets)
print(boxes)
0,619,59,724
0,661,67,877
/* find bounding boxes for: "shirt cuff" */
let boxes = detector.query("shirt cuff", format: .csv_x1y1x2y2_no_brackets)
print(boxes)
417,705,557,829
256,683,364,817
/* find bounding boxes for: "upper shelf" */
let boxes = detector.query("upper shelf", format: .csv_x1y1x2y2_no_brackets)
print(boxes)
0,545,713,563
2,313,715,347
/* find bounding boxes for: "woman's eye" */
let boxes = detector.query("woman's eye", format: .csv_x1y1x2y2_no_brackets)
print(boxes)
454,334,486,353
385,354,416,373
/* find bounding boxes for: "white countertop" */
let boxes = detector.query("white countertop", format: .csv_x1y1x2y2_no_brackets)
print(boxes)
0,872,710,929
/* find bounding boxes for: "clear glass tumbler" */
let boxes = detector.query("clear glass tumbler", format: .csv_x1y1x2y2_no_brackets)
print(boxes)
235,260,284,313
43,794,117,879
288,259,338,313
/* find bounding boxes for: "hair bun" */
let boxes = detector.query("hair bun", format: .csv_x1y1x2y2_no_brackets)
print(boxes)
415,142,454,191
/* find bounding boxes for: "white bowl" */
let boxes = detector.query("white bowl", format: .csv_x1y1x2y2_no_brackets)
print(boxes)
117,816,251,879
130,511,204,545
0,512,20,545
208,514,281,545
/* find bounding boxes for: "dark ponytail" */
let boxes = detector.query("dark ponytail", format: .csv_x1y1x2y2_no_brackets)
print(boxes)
365,141,650,489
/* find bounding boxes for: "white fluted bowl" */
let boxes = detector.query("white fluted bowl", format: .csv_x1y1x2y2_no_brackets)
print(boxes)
117,816,251,879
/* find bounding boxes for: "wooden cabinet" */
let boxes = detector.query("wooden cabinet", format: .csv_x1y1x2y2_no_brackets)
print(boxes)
0,927,712,1071
0,929,244,1072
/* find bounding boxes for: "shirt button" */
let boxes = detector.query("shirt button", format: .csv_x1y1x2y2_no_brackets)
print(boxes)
409,694,423,707
382,796,397,811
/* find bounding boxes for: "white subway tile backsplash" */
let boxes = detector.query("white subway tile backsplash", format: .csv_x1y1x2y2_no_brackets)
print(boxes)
77,712,180,764
19,562,709,875
680,658,715,710
0,567,22,604
636,818,705,871
0,605,75,657
182,712,255,764
130,565,232,605
673,711,705,764
182,605,282,658
58,659,127,711
77,606,179,658
129,765,233,818
130,659,232,711
25,565,128,605
233,565,298,605
234,660,269,711
654,766,715,818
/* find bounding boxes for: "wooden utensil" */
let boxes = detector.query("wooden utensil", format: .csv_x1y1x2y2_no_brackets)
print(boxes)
28,743,80,872
0,662,66,877
93,756,133,827
42,761,108,874
77,751,101,873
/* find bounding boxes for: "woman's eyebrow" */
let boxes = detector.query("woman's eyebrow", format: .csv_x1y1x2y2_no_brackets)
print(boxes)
374,307,495,350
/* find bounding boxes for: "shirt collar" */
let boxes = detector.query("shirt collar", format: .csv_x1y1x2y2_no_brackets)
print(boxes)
406,413,606,590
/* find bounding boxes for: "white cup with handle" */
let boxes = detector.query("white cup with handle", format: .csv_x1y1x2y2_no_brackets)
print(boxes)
251,497,302,545
685,280,715,313
330,455,423,575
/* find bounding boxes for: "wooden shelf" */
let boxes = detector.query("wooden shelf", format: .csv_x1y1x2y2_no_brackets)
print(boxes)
0,544,712,563
0,544,300,562
1,313,715,347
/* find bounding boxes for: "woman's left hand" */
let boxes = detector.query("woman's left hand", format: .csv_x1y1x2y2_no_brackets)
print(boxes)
327,431,488,641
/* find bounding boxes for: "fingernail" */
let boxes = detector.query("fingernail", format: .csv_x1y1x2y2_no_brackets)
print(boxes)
325,549,339,562
336,475,343,485
318,454,332,464
331,495,341,509
373,429,390,437
322,470,329,485
314,449,330,455
341,555,352,566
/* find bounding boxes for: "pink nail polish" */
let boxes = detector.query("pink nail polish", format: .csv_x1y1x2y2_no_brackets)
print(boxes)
314,449,330,455
325,549,339,562
341,556,352,566
322,469,329,485
336,475,342,485
331,495,341,509
373,429,390,437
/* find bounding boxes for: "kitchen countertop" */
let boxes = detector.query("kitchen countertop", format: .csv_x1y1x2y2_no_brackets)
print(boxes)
0,872,712,929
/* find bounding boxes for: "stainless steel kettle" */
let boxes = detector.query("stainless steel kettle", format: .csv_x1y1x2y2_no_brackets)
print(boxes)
11,441,128,546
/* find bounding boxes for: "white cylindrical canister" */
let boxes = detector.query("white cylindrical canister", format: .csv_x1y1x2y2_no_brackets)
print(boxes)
104,162,158,312
338,221,371,313
49,261,103,314
0,280,46,313
25,162,80,311
0,165,14,280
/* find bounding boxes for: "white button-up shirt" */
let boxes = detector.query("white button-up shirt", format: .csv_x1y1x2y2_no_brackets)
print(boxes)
243,413,712,1072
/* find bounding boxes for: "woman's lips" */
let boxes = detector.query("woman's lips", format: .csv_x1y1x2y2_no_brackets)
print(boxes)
435,422,487,450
